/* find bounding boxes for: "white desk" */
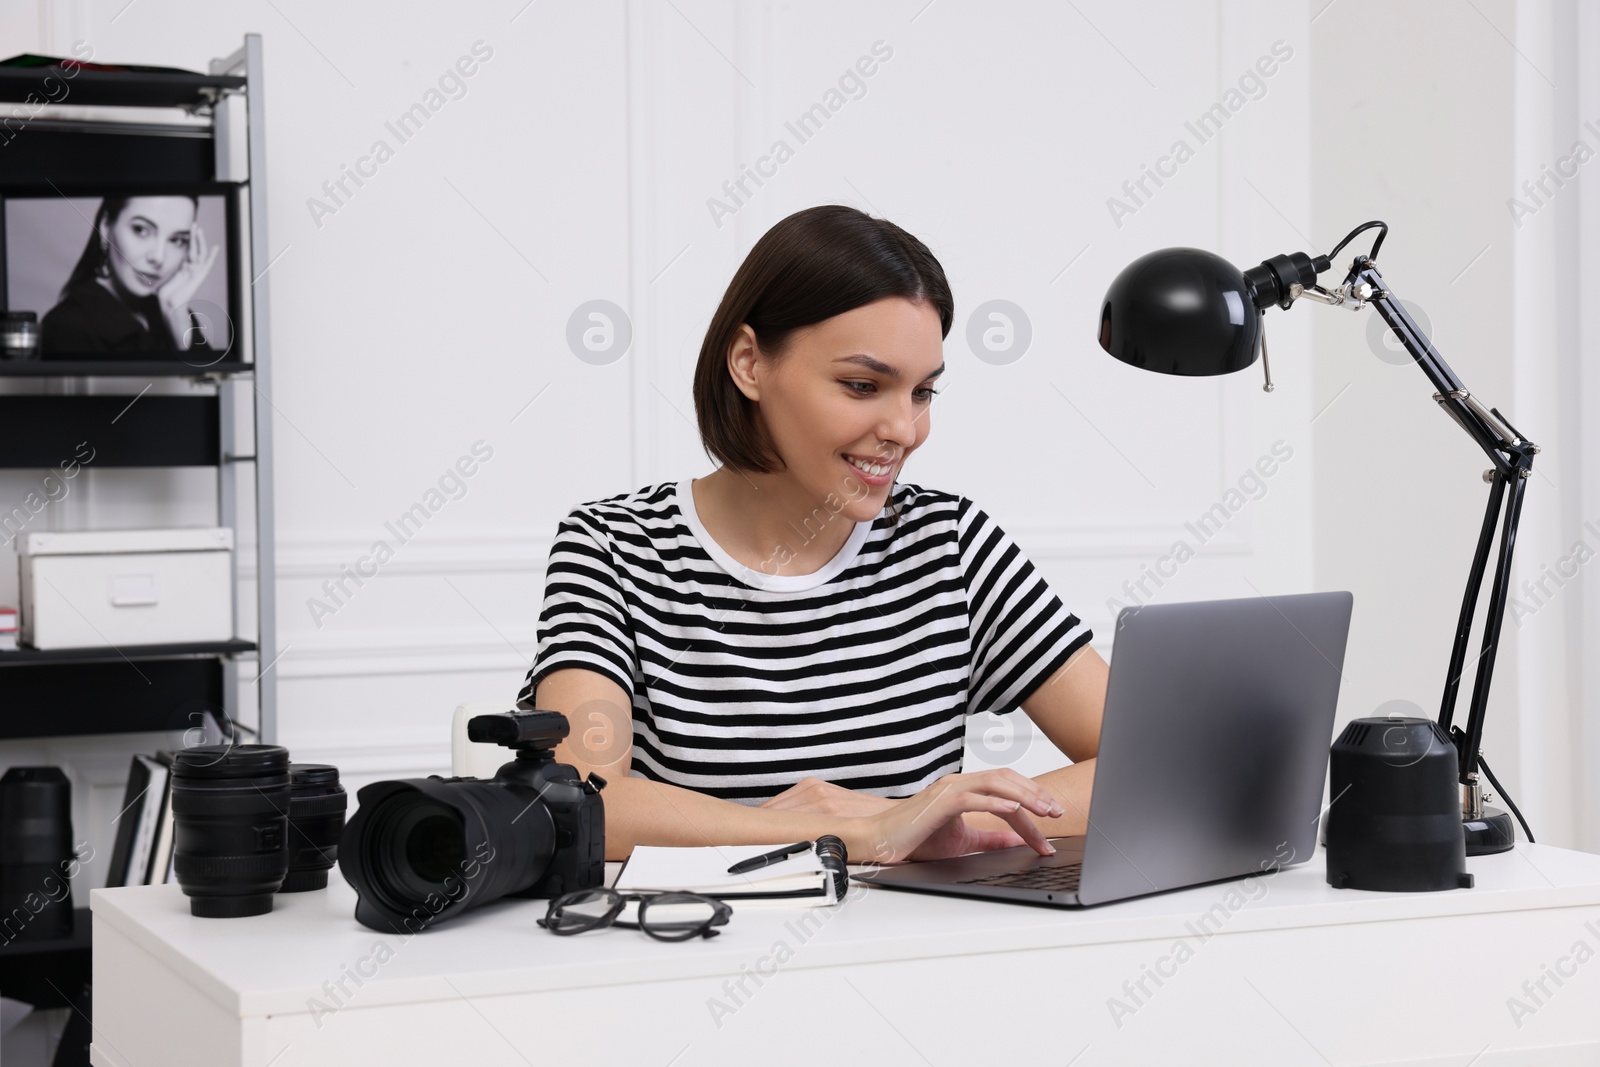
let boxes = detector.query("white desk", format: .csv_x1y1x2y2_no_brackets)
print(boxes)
90,844,1600,1067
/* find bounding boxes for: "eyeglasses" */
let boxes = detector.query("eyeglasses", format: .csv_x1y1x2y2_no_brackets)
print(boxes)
537,888,733,941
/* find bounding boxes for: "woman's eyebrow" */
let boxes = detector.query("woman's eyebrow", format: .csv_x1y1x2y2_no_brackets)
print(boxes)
834,354,946,381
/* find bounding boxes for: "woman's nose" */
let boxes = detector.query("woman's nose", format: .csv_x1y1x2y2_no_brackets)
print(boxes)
880,398,921,447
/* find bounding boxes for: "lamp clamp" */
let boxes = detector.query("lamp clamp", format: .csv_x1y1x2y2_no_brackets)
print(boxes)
1292,280,1377,311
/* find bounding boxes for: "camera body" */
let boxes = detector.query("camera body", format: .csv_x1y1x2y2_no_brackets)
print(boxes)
339,708,607,934
464,708,606,901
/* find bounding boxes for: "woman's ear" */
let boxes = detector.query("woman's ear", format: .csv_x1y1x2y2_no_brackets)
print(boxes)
726,323,762,402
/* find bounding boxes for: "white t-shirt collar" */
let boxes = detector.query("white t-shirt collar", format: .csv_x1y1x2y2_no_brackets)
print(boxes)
676,478,876,592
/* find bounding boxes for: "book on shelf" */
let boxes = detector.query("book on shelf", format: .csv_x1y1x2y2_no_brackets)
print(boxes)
147,754,178,885
104,752,176,888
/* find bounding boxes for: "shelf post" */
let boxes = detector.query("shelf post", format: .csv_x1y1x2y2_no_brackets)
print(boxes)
213,33,280,743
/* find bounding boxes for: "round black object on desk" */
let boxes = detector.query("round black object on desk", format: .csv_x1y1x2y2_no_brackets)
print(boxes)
1325,717,1476,892
0,766,76,941
170,744,292,918
280,764,347,892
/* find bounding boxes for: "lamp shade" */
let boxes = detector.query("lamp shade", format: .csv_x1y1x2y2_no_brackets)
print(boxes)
1098,247,1262,376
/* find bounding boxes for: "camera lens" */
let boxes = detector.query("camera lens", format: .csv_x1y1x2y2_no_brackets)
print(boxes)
170,744,291,918
280,764,347,893
369,792,467,907
0,767,75,942
339,779,557,934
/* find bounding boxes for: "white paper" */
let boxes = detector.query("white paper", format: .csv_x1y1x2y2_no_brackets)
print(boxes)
615,842,832,898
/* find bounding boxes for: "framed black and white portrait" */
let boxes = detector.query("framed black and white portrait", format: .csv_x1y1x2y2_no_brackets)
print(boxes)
1,186,241,362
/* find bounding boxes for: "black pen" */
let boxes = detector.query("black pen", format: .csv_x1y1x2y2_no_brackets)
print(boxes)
727,841,813,875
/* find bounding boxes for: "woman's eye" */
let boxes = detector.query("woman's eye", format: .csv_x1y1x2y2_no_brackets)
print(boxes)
843,381,939,401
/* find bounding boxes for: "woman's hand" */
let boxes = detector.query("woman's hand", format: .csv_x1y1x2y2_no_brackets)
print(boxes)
857,769,1063,865
758,777,899,818
159,223,221,349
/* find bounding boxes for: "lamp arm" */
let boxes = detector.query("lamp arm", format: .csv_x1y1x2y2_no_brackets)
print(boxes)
1341,258,1540,789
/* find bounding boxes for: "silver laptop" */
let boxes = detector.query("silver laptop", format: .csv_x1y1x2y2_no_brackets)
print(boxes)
851,591,1354,907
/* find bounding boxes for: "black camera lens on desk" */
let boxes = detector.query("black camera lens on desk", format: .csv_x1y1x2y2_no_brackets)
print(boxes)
0,766,76,941
280,764,347,893
170,744,291,918
338,708,607,935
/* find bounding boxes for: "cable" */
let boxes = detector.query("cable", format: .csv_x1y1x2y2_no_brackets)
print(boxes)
1325,220,1388,264
1477,753,1534,844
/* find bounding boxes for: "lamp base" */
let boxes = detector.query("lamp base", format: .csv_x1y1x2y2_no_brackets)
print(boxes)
1464,807,1515,855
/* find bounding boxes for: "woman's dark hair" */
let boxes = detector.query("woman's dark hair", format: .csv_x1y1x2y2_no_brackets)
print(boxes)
693,205,954,486
60,195,199,302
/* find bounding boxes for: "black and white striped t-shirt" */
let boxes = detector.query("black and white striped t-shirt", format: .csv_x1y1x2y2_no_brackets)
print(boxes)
518,479,1092,805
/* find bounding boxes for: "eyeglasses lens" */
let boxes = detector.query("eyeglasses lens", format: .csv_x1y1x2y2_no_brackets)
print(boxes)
640,892,719,940
546,888,617,932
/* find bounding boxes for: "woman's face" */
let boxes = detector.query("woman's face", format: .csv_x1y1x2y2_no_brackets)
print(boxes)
744,296,945,523
100,197,197,298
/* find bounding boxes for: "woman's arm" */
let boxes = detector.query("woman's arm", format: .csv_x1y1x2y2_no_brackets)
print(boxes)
537,667,859,860
535,667,1061,862
757,645,1109,838
961,643,1108,838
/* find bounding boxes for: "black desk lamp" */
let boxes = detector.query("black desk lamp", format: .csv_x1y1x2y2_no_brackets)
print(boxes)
1098,222,1537,862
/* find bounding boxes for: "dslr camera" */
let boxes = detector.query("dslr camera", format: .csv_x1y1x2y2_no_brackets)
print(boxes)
339,708,607,934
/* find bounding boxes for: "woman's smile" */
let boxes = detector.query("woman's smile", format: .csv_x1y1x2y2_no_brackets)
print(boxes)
841,452,897,487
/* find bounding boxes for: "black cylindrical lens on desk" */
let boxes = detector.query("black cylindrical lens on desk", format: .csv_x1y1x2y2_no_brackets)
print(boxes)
0,766,76,941
170,744,291,918
280,764,347,893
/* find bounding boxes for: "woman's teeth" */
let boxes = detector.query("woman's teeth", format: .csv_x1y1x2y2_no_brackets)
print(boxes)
846,455,891,477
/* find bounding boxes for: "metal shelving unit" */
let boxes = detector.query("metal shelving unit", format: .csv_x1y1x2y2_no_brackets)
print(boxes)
0,41,277,1065
0,35,278,743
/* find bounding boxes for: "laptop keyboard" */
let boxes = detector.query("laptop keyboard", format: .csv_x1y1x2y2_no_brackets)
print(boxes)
956,861,1082,892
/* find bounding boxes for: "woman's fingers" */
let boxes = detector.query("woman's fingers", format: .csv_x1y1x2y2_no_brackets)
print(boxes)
971,828,1027,851
997,801,1057,855
941,776,1060,855
957,793,1050,853
868,770,1069,865
947,770,1063,820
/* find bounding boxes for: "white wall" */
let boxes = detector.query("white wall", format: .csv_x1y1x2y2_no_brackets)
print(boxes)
7,0,1589,911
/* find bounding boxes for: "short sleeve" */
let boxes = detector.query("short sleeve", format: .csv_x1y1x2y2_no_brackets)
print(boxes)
957,497,1093,717
517,508,639,705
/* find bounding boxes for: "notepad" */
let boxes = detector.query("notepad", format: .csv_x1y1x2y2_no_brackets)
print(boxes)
615,841,846,907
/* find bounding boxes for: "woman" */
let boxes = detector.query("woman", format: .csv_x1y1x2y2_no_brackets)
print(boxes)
521,205,1110,865
40,195,221,355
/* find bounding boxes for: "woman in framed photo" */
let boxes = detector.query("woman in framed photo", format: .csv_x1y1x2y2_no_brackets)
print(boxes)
521,204,1110,866
39,195,221,356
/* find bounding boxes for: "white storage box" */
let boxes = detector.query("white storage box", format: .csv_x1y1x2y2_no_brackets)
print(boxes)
18,528,234,650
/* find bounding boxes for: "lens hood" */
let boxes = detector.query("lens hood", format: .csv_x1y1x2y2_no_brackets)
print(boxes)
339,776,556,934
